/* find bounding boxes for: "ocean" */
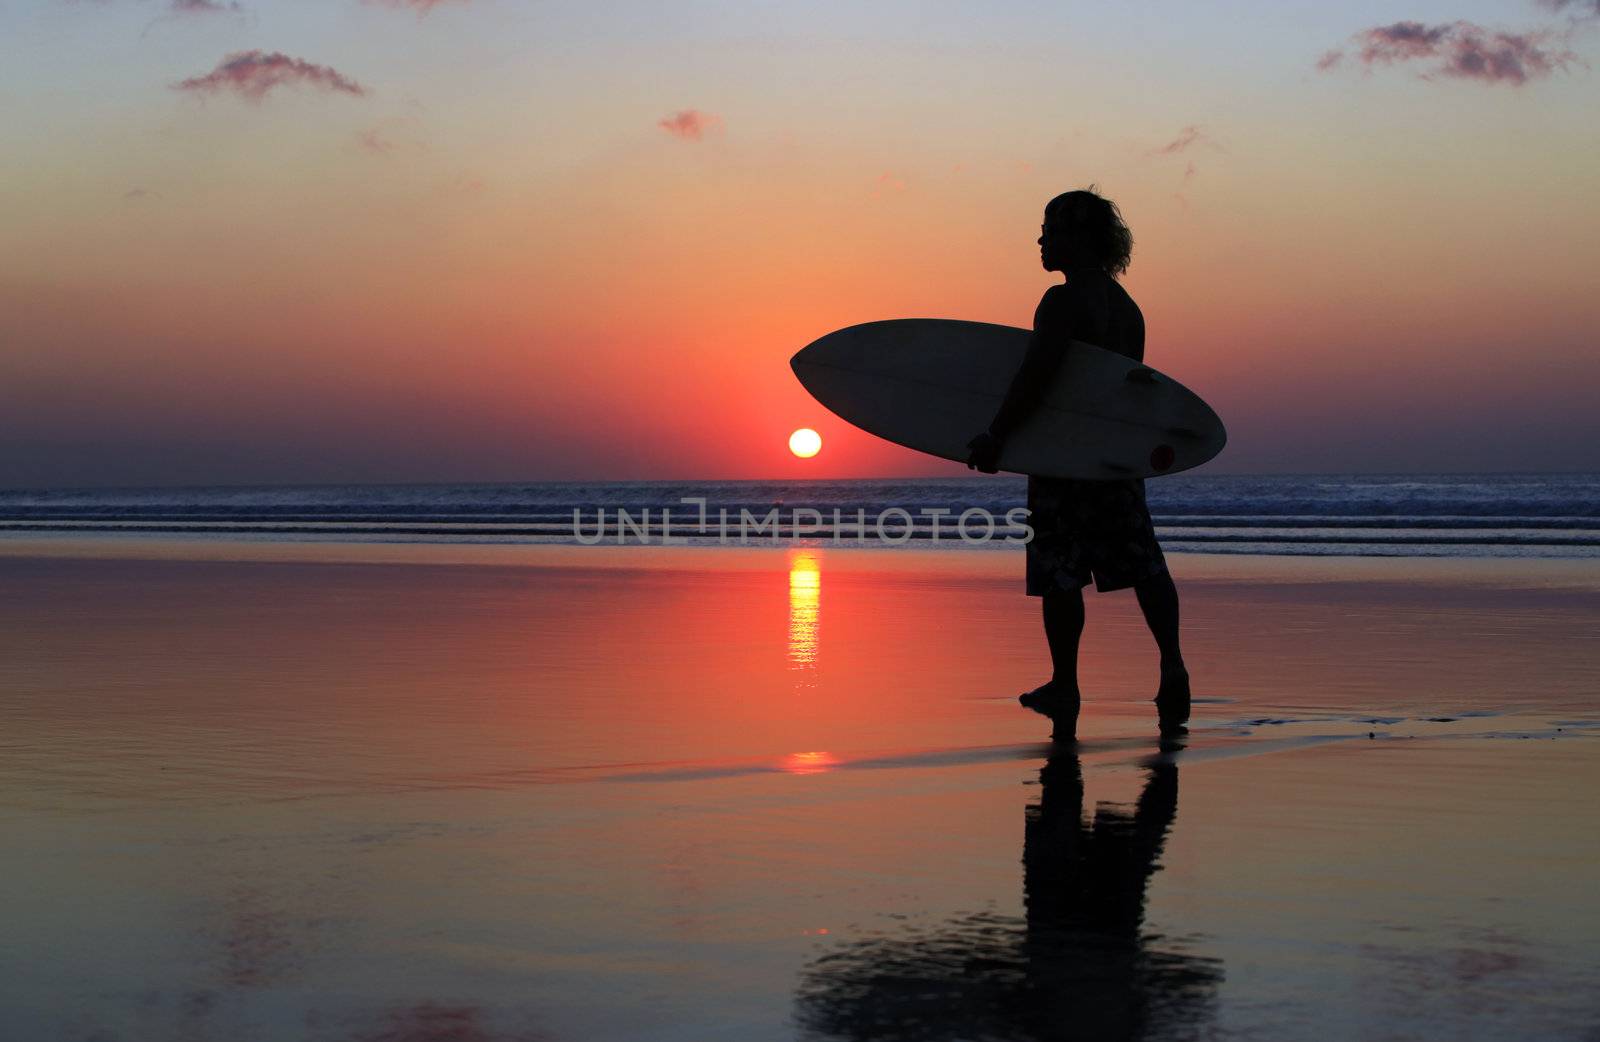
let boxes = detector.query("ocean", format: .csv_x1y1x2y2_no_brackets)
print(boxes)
1,473,1597,557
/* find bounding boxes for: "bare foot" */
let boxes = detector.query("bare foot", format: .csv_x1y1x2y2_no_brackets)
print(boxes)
1019,681,1081,741
1155,663,1191,737
1155,662,1189,702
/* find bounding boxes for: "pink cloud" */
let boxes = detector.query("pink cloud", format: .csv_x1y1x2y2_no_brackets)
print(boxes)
1174,161,1199,208
354,116,427,156
1359,20,1456,61
1321,20,1577,86
658,109,722,141
140,0,246,38
1537,0,1600,17
1151,126,1219,200
364,0,468,11
173,51,366,101
871,172,908,198
1152,125,1209,155
357,127,394,154
170,0,243,12
356,119,428,156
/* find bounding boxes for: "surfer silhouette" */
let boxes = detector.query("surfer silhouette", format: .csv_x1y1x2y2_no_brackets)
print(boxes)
968,189,1190,740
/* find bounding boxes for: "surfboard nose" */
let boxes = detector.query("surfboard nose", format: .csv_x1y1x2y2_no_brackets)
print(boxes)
792,324,863,375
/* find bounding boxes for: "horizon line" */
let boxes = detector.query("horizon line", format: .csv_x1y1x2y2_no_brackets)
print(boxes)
4,468,1599,493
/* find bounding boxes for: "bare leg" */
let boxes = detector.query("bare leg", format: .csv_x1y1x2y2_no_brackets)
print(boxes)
1134,570,1190,734
1133,571,1182,666
1020,587,1084,740
1043,585,1085,690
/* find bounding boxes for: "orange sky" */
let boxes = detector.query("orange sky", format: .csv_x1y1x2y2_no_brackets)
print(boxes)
2,1,1597,484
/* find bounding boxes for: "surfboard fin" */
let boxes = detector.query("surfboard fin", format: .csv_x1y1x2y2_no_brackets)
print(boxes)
1125,367,1159,385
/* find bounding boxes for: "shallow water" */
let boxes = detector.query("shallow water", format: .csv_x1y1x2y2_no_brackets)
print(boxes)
4,473,1599,557
1,547,1597,1040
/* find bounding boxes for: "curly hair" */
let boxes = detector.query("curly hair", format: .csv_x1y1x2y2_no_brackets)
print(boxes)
1044,187,1133,277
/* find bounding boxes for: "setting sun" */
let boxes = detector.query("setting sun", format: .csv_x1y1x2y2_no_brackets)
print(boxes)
789,428,822,459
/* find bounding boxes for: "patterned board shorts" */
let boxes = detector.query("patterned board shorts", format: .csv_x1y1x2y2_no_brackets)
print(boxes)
1025,477,1168,595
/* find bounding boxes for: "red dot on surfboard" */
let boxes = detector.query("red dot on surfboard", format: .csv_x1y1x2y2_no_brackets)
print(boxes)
1150,445,1176,471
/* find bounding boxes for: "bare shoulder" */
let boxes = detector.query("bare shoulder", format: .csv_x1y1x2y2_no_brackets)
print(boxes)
1037,282,1072,309
1034,282,1072,325
1106,278,1146,358
1037,279,1095,317
1109,280,1143,323
1106,276,1141,310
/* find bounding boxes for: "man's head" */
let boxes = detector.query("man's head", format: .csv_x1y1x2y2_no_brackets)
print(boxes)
1039,187,1133,276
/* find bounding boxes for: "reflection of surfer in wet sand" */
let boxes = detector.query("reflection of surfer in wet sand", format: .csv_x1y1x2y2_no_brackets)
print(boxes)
793,751,1221,1040
968,188,1190,740
1018,752,1216,1038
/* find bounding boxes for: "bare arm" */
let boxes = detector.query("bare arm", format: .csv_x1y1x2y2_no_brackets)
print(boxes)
966,286,1078,471
986,330,1065,441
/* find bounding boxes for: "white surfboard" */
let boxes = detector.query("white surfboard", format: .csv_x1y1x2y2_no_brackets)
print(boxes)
791,318,1226,480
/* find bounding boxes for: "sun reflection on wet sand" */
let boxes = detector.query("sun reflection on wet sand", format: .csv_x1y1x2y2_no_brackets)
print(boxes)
788,550,820,671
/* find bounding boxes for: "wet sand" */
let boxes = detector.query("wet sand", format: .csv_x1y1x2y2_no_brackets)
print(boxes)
1,541,1597,1040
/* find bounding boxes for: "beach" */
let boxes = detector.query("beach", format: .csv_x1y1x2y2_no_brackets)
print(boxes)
12,0,1600,1034
2,538,1597,1040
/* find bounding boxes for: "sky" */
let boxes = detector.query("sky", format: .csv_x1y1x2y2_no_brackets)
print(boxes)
2,0,1597,486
